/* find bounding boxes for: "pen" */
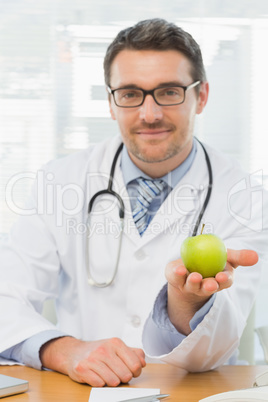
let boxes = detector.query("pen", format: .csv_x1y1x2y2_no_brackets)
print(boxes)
119,393,170,402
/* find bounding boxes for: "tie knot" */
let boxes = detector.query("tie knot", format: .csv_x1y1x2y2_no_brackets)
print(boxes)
136,177,165,201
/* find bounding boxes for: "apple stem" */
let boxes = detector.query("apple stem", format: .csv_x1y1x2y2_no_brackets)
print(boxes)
201,223,205,235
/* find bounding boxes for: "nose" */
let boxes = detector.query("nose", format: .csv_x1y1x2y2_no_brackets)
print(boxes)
139,94,163,123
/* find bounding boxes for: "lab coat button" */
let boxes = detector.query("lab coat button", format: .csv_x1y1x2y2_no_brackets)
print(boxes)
131,315,141,327
135,250,147,260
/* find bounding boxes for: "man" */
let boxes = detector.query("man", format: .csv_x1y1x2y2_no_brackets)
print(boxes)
0,19,266,387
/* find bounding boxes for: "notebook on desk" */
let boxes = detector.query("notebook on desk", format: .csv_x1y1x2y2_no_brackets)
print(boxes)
199,385,268,401
199,370,268,401
0,374,28,398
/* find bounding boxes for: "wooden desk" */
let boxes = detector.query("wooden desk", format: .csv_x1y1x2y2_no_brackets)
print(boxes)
0,364,267,401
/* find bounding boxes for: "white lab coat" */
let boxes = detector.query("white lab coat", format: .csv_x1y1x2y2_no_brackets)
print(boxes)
0,135,267,372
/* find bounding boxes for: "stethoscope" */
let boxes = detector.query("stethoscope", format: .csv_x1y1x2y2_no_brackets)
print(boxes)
86,138,213,287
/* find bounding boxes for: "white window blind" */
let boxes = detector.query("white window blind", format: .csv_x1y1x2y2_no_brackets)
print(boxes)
1,0,268,361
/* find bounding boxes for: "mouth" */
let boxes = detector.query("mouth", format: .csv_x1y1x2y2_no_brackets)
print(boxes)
138,129,170,134
136,128,173,139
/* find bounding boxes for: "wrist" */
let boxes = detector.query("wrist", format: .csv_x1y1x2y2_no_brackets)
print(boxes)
40,336,76,373
167,284,211,335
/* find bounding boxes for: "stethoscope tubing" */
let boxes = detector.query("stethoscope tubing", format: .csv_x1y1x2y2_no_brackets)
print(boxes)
191,139,213,236
88,142,125,219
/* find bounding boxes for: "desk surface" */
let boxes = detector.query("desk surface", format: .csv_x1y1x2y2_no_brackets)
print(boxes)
0,364,267,401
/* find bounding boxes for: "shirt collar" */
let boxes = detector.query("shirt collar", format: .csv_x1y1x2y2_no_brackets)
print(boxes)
121,138,197,189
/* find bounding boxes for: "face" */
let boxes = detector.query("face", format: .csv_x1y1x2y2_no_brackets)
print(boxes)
109,49,208,174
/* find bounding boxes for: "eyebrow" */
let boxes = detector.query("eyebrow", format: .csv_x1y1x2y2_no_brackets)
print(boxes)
112,81,185,90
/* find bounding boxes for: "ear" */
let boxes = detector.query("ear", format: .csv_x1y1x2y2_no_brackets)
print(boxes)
107,89,117,121
196,81,209,115
109,100,117,120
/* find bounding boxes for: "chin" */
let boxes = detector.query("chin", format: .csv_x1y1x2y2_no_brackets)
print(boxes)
135,151,173,164
139,142,182,161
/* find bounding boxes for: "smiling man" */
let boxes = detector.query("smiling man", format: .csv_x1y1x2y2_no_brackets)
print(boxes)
0,19,267,387
108,49,208,177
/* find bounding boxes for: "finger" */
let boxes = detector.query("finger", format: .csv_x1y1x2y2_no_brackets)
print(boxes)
211,262,234,292
93,338,145,382
106,355,135,384
165,259,188,289
202,278,219,293
130,347,146,368
116,344,145,378
227,249,259,268
82,370,106,387
215,271,231,283
106,346,145,383
86,371,106,387
184,272,203,293
74,360,113,387
78,354,134,387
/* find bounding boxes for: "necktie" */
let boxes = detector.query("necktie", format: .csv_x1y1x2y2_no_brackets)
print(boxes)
133,177,165,236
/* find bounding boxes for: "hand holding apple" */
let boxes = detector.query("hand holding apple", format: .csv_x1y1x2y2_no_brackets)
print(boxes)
180,228,227,278
166,242,258,335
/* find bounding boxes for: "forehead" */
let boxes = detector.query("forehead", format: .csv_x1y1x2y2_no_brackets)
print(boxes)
110,49,193,88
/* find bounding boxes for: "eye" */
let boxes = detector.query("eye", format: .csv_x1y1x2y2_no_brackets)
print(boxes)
124,92,136,99
166,89,179,96
119,89,142,99
158,87,181,97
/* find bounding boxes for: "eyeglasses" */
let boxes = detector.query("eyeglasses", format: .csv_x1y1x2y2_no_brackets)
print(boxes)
107,80,200,108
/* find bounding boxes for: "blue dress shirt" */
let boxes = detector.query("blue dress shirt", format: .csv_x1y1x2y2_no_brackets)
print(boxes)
121,139,197,225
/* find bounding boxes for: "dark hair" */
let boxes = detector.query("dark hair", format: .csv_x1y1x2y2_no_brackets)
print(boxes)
104,18,206,87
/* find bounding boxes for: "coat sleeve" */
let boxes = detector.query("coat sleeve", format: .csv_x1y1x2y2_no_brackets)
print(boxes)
143,230,267,372
0,176,61,353
142,158,268,372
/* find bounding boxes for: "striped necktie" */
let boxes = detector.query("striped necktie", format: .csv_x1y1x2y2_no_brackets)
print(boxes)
133,177,165,236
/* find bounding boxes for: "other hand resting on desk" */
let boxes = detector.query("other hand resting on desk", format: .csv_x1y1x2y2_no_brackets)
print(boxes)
40,336,146,387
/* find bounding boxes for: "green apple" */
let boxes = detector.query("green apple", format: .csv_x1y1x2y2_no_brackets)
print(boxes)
180,233,227,278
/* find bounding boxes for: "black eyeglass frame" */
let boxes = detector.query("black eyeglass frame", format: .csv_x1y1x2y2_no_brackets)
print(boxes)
107,80,201,108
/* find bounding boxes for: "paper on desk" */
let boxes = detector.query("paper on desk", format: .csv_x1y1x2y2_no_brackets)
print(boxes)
89,387,160,401
0,357,23,366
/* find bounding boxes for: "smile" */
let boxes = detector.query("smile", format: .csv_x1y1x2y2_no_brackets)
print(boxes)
137,128,172,137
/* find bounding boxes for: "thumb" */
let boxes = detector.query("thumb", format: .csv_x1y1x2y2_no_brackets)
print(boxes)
227,249,259,268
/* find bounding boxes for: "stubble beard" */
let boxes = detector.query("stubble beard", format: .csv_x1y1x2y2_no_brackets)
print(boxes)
128,140,183,163
126,123,189,164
